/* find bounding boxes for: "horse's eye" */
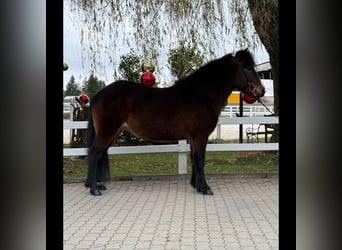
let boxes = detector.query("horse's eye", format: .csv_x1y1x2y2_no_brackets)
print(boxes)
245,67,254,72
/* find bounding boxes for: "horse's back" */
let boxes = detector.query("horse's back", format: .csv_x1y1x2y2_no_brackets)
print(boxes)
91,80,139,105
91,80,174,112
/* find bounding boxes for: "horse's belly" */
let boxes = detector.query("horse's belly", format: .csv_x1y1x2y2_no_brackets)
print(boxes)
125,117,188,141
125,111,216,141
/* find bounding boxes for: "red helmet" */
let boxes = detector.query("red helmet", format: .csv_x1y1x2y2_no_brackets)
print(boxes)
242,93,258,104
140,72,156,87
78,94,89,104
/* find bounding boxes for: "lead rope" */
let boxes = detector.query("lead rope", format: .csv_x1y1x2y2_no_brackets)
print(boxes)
258,98,274,115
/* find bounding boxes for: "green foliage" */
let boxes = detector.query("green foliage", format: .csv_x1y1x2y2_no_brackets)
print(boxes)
116,51,146,145
64,75,82,96
115,130,146,146
117,50,141,82
168,40,204,79
81,73,106,98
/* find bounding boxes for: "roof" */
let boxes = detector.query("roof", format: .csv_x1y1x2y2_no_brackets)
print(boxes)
255,62,271,72
64,95,77,100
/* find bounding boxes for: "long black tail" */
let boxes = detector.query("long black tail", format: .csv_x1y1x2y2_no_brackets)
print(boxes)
87,107,110,183
87,107,95,149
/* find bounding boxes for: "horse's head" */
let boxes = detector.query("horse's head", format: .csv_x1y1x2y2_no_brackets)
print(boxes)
233,49,265,98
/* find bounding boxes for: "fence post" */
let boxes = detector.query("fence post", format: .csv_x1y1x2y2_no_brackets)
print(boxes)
178,140,188,174
70,99,89,148
216,124,221,140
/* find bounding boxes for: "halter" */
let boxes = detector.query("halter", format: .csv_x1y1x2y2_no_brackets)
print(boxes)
247,81,257,96
258,97,274,115
241,66,258,97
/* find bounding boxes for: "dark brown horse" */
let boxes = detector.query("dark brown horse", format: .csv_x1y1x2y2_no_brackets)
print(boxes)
85,49,265,196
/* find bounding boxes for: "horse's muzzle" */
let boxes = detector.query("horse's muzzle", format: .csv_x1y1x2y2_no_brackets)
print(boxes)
246,85,265,98
257,87,266,97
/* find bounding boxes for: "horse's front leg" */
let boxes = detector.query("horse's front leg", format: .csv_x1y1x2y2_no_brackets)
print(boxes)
190,138,213,195
190,144,196,189
194,153,213,195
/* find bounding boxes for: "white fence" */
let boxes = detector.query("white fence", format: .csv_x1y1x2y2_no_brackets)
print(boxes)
64,102,273,118
221,104,274,117
63,116,278,174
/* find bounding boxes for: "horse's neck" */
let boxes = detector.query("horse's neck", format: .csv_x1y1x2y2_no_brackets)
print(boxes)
172,78,233,110
201,83,233,110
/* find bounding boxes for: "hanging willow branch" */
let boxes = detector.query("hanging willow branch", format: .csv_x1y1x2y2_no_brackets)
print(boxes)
66,0,262,72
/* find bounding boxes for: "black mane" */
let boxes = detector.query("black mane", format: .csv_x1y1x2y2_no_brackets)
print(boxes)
234,49,256,68
173,49,255,87
173,53,234,86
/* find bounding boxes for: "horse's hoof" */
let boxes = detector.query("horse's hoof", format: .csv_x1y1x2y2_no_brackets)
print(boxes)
197,187,214,195
190,181,196,189
90,189,102,196
84,182,90,188
202,188,214,195
97,184,107,190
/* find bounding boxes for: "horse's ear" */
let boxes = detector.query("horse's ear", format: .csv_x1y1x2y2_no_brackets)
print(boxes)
244,48,249,52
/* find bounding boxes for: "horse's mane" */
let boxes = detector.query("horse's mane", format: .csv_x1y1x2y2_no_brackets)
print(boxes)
173,53,234,86
234,49,256,68
173,49,255,87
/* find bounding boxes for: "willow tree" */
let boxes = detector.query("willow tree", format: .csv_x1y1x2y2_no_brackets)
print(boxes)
232,0,279,141
66,0,278,140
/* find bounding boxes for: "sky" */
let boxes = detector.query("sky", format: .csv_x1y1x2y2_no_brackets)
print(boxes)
63,5,270,90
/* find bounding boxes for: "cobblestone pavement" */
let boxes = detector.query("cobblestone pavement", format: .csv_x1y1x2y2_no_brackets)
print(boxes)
64,174,278,250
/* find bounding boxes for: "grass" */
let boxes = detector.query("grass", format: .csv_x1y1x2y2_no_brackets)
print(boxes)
63,151,278,179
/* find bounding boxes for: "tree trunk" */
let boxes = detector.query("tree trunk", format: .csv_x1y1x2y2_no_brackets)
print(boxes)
247,0,279,142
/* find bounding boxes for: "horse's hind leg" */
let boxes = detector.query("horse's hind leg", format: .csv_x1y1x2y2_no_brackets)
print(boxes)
87,147,104,195
86,124,124,195
85,150,109,190
190,137,213,195
86,136,112,196
96,151,109,190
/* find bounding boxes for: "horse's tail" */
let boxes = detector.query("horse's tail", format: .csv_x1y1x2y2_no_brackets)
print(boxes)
87,106,95,149
87,106,110,182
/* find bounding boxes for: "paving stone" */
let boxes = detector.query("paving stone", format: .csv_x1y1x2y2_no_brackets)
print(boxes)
64,174,278,250
63,244,76,250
